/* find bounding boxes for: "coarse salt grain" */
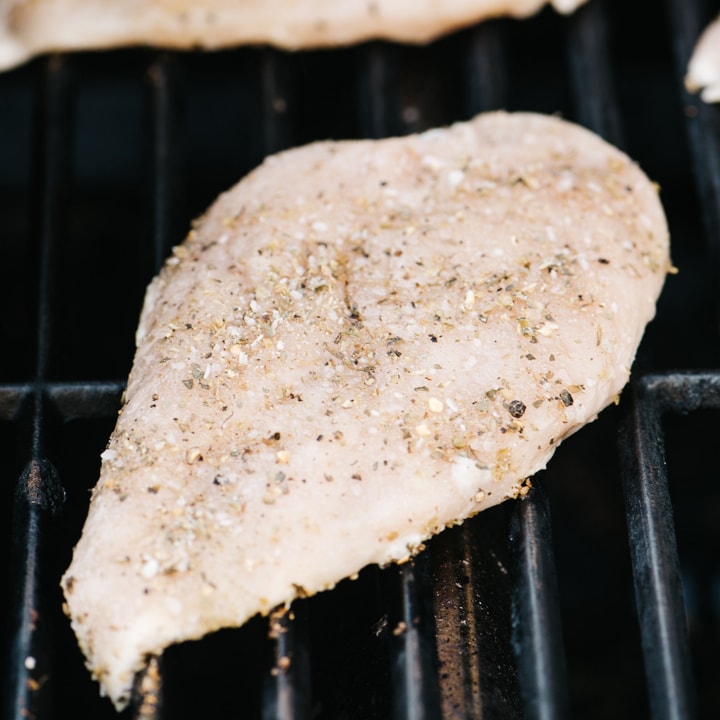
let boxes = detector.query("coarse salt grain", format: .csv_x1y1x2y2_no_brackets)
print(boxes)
428,398,444,413
141,558,160,579
421,154,443,170
447,169,464,187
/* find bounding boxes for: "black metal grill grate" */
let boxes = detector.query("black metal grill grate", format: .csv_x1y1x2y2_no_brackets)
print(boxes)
2,0,720,717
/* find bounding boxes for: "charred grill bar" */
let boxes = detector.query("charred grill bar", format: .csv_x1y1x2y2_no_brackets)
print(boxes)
2,0,719,717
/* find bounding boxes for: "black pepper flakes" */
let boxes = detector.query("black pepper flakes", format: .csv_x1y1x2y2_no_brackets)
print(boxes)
560,389,574,407
507,400,526,418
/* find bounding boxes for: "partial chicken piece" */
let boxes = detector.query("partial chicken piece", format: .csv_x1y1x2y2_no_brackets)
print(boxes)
686,14,720,102
61,111,670,711
0,0,588,71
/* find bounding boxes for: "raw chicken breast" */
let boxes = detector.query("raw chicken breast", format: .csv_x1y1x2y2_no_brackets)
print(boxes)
0,0,588,71
686,14,720,103
61,111,670,710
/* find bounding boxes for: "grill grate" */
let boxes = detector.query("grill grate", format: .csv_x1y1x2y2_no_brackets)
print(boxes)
2,0,720,717
619,373,712,720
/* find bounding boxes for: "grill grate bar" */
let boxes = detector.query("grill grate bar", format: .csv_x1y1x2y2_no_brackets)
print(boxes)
30,55,72,454
132,656,164,720
432,535,485,719
263,606,312,720
509,482,569,720
129,658,164,720
148,53,182,273
355,42,445,720
127,52,178,719
46,380,125,420
258,49,309,720
0,381,123,423
432,512,522,718
388,561,442,720
359,43,400,139
8,458,65,720
619,373,704,720
6,55,72,720
261,49,293,156
0,384,32,423
464,21,507,116
466,15,573,718
566,0,624,146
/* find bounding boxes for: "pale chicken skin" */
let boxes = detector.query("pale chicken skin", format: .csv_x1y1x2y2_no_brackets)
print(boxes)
0,0,588,71
61,112,670,710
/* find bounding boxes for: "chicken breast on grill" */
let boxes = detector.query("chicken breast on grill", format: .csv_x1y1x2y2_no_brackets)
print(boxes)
61,111,670,711
0,0,588,71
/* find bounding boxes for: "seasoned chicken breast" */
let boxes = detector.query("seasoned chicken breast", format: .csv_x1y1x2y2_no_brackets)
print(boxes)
61,111,670,710
0,0,588,71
